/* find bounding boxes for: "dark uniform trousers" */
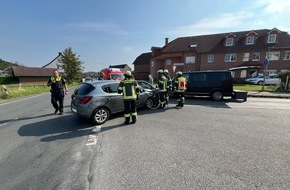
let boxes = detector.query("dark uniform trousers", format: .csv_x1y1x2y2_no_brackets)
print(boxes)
124,100,137,122
176,91,185,107
51,90,65,112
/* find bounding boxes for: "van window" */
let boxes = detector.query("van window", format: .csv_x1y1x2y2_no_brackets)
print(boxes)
207,73,228,83
189,73,207,83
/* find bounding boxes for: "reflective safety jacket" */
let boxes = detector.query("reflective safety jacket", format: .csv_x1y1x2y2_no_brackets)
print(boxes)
49,76,66,91
174,76,186,92
118,78,140,101
158,75,167,92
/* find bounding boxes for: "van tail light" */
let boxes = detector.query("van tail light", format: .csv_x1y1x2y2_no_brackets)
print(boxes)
79,96,93,104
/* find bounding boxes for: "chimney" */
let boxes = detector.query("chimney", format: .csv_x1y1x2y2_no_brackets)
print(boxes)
165,38,169,46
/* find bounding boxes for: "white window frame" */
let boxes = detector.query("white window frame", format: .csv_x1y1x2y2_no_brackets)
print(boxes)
283,51,290,60
185,56,195,64
224,53,237,62
252,52,260,61
226,38,234,46
165,59,171,65
207,54,214,63
267,34,277,43
246,36,254,45
267,51,280,61
243,52,250,61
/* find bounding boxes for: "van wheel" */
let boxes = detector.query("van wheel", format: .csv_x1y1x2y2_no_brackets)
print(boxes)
211,91,223,101
91,107,110,125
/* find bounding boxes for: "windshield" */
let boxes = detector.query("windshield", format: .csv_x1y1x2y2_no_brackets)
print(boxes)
110,74,125,80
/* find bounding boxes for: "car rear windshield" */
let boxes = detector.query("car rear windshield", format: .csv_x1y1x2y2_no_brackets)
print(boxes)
74,83,95,95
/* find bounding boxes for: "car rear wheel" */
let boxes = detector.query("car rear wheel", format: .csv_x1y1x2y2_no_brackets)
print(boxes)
145,98,154,109
258,81,263,85
91,107,110,125
211,91,223,101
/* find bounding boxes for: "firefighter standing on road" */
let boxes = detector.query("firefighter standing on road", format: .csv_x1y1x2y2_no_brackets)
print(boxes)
163,69,172,106
157,69,167,109
47,69,68,115
118,70,140,124
173,71,186,108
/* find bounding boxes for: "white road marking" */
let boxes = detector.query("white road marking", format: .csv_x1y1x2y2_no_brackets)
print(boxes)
0,117,20,127
86,135,98,146
86,126,102,146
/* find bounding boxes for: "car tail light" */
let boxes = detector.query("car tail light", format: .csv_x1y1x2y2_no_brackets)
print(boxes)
79,96,93,104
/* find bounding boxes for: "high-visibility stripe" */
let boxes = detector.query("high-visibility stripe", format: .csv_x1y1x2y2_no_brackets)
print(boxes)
124,113,130,117
131,112,137,116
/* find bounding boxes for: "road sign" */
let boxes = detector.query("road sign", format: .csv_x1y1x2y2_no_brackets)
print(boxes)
174,63,184,66
263,59,269,66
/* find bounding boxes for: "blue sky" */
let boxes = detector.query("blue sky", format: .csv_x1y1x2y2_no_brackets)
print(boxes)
1,0,290,72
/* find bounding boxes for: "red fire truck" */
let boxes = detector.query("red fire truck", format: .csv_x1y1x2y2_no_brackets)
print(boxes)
99,68,125,80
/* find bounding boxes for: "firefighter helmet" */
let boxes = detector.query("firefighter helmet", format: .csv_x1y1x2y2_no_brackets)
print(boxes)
176,71,182,76
164,69,169,74
124,70,132,77
157,69,163,74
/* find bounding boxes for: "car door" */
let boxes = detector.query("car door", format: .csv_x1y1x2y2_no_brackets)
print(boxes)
101,83,124,113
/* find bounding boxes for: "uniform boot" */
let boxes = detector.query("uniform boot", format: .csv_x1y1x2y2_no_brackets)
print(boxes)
124,117,130,125
54,109,59,114
132,116,137,124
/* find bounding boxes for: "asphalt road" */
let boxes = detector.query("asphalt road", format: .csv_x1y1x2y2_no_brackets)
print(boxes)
0,93,290,190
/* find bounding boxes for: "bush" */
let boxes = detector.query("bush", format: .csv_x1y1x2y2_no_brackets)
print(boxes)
0,77,19,84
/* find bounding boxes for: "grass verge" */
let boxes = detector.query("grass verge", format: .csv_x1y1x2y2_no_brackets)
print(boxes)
1,82,80,100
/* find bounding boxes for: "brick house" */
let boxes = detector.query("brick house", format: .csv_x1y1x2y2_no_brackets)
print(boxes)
132,52,152,80
150,28,290,80
109,64,131,71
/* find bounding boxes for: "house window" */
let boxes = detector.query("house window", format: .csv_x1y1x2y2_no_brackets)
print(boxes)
185,56,195,64
283,51,290,60
224,53,237,62
252,52,260,61
246,36,254,45
208,54,214,63
267,34,277,43
243,53,250,61
226,38,234,46
267,51,280,60
165,59,171,65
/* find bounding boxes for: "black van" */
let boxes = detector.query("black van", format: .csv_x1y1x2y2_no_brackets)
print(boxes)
183,70,234,101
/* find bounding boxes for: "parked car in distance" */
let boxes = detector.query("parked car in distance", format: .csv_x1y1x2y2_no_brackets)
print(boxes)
244,74,281,85
71,80,154,125
183,70,234,101
84,77,93,83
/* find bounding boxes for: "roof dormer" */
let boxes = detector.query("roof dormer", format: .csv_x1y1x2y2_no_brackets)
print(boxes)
244,30,259,45
224,33,236,47
266,28,281,44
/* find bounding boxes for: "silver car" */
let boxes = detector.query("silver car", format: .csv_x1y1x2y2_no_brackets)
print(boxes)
71,80,154,125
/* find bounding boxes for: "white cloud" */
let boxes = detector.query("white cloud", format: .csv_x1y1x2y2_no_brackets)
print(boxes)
167,11,254,37
255,0,290,14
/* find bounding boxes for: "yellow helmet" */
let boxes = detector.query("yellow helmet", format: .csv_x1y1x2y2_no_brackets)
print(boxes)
124,70,132,77
157,69,163,74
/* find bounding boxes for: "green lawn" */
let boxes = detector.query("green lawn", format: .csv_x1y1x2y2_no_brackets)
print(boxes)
0,82,80,99
233,84,280,92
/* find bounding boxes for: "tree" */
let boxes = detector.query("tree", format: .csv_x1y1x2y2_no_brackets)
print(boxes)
59,47,84,83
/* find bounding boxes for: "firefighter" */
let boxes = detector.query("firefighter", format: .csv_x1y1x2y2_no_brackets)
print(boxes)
163,69,172,106
118,70,140,124
173,71,186,108
47,69,68,115
157,69,167,109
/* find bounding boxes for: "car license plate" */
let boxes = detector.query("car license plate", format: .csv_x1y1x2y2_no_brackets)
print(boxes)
72,108,77,113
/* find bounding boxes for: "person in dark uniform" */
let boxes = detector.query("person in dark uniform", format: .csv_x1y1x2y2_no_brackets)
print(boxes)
173,71,186,108
118,70,140,124
163,69,172,106
157,69,167,109
47,70,68,115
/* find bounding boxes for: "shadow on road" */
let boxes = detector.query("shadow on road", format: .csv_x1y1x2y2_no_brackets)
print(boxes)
18,114,95,142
